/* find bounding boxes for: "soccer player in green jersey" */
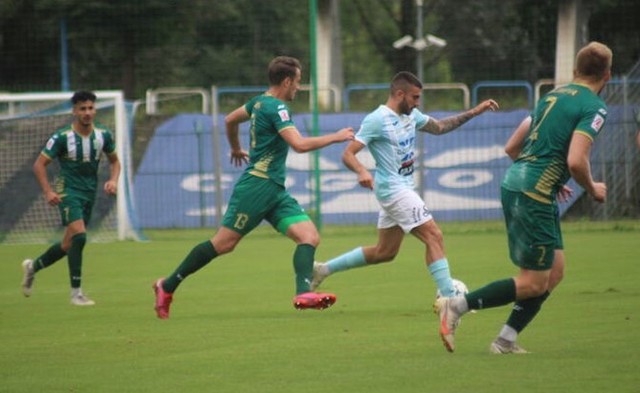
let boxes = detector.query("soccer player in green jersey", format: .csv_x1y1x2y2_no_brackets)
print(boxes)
21,91,121,306
153,56,354,319
434,41,612,353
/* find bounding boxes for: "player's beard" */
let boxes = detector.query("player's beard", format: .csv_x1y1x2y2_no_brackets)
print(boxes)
399,98,413,115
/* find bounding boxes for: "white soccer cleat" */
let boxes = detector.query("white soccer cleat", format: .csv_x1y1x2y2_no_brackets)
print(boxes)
436,278,468,299
21,259,35,297
489,337,530,354
433,296,463,353
70,291,95,306
310,262,330,291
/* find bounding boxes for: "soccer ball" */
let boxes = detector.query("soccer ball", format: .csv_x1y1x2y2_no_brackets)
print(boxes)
436,278,469,299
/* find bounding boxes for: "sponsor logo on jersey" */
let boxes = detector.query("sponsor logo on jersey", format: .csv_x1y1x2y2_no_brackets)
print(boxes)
46,138,55,150
278,109,290,122
591,114,605,132
398,159,414,176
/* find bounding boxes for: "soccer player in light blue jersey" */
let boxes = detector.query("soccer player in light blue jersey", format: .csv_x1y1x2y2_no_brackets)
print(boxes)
311,71,498,304
21,91,121,306
435,42,612,353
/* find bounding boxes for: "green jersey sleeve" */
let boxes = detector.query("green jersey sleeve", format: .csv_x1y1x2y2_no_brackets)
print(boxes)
41,130,66,159
102,129,116,155
574,105,607,142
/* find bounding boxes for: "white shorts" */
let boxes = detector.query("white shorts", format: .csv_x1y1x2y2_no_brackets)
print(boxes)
377,189,433,234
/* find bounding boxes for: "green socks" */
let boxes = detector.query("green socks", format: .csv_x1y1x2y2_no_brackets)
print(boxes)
163,241,218,293
33,236,85,289
162,241,317,295
293,243,315,294
465,278,516,310
67,233,87,288
506,291,550,332
33,242,67,272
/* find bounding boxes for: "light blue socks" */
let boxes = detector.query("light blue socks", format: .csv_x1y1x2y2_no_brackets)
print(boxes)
325,249,454,298
326,247,367,273
428,258,454,296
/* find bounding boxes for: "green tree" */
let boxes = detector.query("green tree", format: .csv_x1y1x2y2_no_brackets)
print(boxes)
60,0,183,98
1,0,638,96
589,0,640,73
0,0,61,91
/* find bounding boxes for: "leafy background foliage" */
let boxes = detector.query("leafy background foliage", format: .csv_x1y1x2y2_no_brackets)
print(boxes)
1,0,639,98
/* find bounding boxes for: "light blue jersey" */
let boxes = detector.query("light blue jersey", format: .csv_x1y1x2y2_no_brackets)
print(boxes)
356,105,429,202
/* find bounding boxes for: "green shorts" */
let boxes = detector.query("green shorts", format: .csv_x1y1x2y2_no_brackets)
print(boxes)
501,187,563,270
222,173,310,236
58,192,95,226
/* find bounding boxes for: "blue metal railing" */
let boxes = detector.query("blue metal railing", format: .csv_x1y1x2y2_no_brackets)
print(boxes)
471,80,534,108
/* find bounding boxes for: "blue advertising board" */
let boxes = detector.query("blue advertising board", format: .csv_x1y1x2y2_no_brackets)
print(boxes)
133,111,582,228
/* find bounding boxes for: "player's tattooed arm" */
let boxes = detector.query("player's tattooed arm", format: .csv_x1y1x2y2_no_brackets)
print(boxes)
422,111,476,135
420,99,499,135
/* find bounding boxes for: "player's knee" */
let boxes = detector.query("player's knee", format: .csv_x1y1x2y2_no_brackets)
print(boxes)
533,283,548,297
61,240,72,252
428,226,444,245
548,269,564,290
285,222,320,246
296,232,320,247
522,281,548,297
213,238,238,255
219,242,237,254
420,223,443,249
553,268,564,283
308,234,320,247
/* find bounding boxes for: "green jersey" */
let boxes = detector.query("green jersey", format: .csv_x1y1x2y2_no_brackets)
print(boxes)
502,83,607,203
243,94,295,186
41,124,116,195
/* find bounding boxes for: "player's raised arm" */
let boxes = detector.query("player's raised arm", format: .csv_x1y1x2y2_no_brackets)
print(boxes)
421,99,499,135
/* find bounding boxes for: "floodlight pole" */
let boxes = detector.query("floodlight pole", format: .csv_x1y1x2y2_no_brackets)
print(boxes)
309,0,323,231
416,0,424,106
393,0,447,197
415,0,425,196
60,18,70,91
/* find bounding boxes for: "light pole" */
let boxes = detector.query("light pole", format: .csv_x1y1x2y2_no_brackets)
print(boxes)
392,0,448,92
392,0,447,194
415,0,424,86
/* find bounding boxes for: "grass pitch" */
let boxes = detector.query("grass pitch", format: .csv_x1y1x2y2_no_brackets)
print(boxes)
1,221,638,393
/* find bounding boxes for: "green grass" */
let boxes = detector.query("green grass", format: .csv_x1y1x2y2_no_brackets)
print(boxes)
1,222,639,393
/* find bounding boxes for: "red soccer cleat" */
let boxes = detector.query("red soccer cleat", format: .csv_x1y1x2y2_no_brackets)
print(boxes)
293,292,337,310
153,278,173,319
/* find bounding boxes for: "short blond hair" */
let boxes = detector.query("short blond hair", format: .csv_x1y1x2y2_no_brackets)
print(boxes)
575,42,613,81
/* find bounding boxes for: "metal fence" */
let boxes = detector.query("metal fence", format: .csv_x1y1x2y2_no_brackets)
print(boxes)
137,71,640,225
578,63,640,220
